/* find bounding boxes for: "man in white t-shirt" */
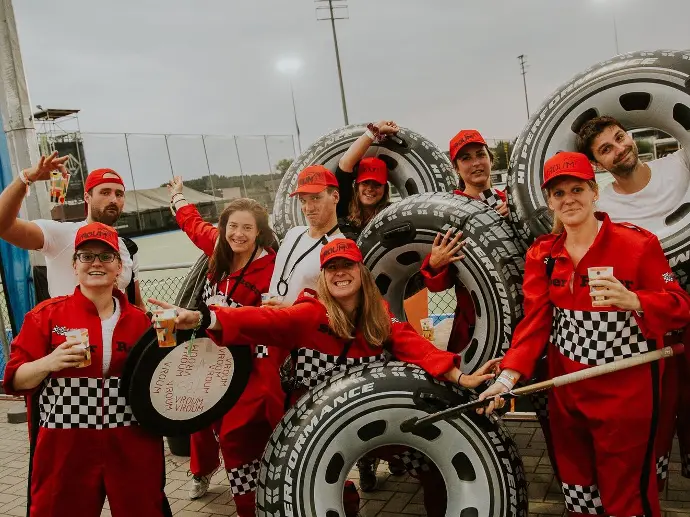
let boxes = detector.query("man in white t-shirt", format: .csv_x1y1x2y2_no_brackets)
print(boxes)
577,115,690,237
265,165,343,306
0,153,144,308
577,115,690,483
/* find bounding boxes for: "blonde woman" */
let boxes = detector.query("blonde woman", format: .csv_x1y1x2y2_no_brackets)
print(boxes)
151,238,500,517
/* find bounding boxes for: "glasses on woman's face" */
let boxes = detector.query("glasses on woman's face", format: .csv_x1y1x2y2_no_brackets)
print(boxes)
75,251,117,264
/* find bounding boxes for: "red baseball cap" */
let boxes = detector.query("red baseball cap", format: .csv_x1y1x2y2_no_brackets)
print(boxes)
75,222,120,252
356,157,388,185
541,152,595,189
84,168,125,193
290,165,339,197
449,130,487,161
320,238,363,268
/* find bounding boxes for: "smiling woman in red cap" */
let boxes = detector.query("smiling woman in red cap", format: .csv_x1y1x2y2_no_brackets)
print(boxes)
418,129,508,356
477,151,690,517
335,121,398,239
151,238,501,517
3,222,171,517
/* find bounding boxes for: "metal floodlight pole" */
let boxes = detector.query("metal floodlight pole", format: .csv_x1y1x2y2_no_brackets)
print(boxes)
613,14,620,55
316,0,349,125
288,78,302,154
517,54,530,119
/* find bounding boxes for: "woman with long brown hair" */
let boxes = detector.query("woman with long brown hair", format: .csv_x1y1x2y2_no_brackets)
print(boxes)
335,120,397,240
169,177,282,516
151,238,501,516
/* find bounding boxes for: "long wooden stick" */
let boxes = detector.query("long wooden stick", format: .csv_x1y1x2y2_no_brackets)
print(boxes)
401,344,684,433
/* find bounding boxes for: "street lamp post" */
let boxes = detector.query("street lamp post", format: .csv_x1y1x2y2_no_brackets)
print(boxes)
277,58,303,155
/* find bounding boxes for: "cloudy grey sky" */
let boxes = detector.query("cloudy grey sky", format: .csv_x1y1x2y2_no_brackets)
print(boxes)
11,0,690,188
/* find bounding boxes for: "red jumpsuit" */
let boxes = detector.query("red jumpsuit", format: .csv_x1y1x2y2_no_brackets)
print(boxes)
420,188,506,354
2,289,170,517
207,290,462,517
501,214,690,517
175,204,283,516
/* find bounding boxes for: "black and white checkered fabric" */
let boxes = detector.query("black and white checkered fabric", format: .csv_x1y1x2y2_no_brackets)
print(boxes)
227,458,261,495
656,454,670,482
479,189,503,209
561,482,604,515
254,345,269,358
39,377,135,429
682,453,690,478
393,450,431,477
551,308,650,366
529,392,549,420
201,278,244,308
294,348,386,388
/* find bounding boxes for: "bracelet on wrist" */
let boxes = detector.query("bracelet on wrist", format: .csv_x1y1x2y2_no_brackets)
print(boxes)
456,372,464,386
19,170,32,196
364,129,376,141
366,123,383,143
171,192,185,201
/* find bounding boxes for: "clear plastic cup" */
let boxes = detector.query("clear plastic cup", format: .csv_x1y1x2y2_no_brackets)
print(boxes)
153,309,177,347
65,328,91,368
588,266,614,306
420,317,435,342
49,170,70,205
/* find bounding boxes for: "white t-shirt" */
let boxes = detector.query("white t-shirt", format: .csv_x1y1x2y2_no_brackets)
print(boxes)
101,296,121,376
597,148,690,238
32,219,137,298
269,225,342,305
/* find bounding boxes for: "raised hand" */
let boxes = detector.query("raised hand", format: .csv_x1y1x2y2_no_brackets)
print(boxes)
428,230,465,270
25,151,69,182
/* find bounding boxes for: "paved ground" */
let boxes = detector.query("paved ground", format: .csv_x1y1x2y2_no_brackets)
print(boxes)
0,399,688,517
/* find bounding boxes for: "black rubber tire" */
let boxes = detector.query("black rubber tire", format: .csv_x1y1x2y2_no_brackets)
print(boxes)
272,124,457,238
507,49,690,273
357,193,526,373
256,362,528,517
127,335,252,437
174,253,209,310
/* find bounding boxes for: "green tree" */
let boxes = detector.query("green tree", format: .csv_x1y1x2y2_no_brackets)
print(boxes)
492,140,514,170
275,158,293,176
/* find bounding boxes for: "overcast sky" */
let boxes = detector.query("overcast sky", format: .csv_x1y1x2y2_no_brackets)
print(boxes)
12,0,690,188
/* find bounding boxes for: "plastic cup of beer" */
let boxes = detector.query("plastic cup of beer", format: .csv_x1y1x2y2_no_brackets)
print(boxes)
65,328,91,368
588,266,614,306
49,170,70,205
420,317,435,342
153,309,177,348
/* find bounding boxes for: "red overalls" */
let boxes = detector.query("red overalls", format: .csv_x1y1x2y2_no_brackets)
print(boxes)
176,204,284,516
3,289,170,517
502,214,690,517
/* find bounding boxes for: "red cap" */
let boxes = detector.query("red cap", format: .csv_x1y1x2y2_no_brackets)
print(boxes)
290,165,339,197
356,157,388,185
449,130,487,161
541,152,595,189
320,238,363,268
84,168,125,193
75,222,120,252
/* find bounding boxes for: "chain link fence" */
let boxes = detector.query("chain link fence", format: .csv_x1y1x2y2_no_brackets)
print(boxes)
139,271,191,308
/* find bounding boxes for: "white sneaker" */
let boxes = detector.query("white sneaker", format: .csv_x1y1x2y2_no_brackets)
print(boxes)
189,474,211,500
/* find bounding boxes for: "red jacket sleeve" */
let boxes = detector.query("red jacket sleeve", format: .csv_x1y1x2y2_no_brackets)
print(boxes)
2,311,51,396
500,244,553,380
207,298,321,350
388,315,460,379
634,235,690,336
420,253,454,292
175,204,219,257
